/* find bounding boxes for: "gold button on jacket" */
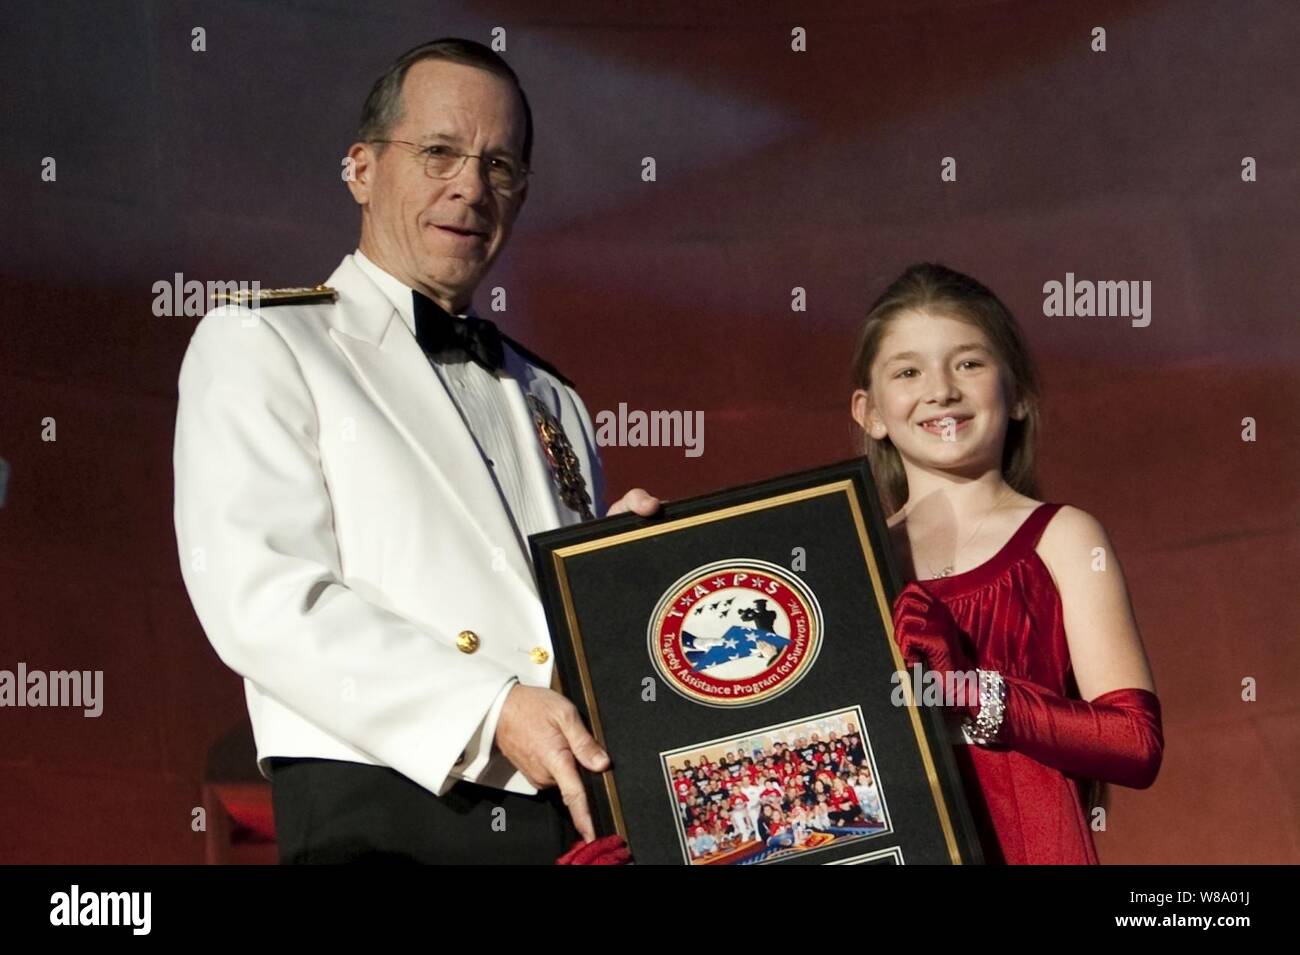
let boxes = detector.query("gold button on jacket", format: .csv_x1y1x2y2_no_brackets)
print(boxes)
529,647,549,664
456,630,480,654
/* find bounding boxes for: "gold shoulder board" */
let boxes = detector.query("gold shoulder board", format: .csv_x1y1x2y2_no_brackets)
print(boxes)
212,284,338,307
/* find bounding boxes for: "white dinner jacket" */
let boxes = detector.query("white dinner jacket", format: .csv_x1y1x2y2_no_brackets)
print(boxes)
173,254,605,796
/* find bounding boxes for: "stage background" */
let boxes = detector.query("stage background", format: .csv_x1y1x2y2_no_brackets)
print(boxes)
1,0,1296,862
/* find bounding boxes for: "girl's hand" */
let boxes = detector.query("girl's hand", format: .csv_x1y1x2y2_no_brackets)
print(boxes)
891,581,975,677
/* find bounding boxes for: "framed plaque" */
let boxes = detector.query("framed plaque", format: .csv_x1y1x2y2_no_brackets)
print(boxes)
529,459,984,865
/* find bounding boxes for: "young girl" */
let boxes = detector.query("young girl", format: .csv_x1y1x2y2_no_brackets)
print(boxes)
849,262,1163,865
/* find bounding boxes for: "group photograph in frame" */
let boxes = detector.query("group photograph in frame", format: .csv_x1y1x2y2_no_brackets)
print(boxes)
662,705,893,866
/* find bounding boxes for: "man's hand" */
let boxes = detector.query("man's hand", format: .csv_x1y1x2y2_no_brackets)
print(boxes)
491,487,659,843
607,487,662,516
494,685,610,842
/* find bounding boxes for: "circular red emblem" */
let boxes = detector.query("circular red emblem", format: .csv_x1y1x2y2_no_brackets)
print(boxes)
648,560,822,707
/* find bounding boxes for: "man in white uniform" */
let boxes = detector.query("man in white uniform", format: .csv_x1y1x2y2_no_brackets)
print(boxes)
173,38,657,863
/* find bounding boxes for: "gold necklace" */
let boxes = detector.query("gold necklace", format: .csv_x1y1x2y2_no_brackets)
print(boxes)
909,486,1013,580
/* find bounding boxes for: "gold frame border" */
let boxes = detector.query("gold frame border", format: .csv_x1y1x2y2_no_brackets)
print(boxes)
549,478,964,864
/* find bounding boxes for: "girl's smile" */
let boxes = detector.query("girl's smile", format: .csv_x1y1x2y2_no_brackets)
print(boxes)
918,414,973,437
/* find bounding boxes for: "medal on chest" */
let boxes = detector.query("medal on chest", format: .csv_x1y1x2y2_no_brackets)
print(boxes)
526,394,595,520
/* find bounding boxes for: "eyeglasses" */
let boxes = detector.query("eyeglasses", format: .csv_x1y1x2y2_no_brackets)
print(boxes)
369,140,530,196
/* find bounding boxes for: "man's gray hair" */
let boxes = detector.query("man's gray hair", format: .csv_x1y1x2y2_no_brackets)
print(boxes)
358,38,533,164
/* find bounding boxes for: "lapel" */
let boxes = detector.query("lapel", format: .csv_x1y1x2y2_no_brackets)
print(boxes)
322,256,537,594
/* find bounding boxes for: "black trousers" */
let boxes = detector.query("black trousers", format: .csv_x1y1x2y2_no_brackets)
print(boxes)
268,757,577,864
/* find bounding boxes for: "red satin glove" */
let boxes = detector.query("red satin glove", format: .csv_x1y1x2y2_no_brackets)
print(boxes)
556,834,632,865
892,581,978,716
994,679,1164,789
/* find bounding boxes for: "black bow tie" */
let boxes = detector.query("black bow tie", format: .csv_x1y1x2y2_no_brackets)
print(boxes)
412,290,505,373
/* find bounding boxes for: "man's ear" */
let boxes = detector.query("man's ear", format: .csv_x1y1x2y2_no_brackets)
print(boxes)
344,142,375,205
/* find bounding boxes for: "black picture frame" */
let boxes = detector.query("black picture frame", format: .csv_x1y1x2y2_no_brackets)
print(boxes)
529,458,985,865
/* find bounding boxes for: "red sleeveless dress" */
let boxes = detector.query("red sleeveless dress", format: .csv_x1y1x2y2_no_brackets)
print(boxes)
919,502,1098,865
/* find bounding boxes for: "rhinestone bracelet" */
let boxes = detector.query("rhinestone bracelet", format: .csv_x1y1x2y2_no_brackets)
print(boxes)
961,669,1007,745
